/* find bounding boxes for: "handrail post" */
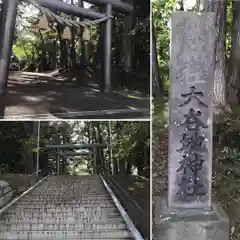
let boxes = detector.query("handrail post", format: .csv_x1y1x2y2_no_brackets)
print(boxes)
0,0,19,118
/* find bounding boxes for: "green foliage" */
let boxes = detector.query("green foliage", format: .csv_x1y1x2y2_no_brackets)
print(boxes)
215,106,240,151
0,121,149,178
219,147,240,165
226,0,232,58
112,121,150,176
0,122,29,173
152,0,176,89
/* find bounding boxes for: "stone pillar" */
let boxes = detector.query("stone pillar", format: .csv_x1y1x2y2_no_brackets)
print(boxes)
0,0,19,118
155,12,229,240
104,4,112,93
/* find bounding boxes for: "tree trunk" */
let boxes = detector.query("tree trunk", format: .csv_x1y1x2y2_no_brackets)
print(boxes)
119,160,125,174
206,0,227,110
51,40,57,70
137,165,144,176
87,123,91,144
38,30,46,72
107,122,113,174
125,162,132,174
78,0,84,61
95,24,104,67
92,124,101,173
70,0,76,68
228,1,240,104
120,13,133,72
57,26,64,68
96,123,105,170
152,23,163,96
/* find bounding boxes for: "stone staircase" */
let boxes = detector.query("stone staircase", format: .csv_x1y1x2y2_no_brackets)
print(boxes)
0,175,135,239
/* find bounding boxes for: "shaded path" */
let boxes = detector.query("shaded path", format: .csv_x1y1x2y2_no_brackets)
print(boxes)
5,72,150,119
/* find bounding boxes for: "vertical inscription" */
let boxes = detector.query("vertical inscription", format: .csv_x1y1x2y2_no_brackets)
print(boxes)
176,86,208,201
169,12,216,209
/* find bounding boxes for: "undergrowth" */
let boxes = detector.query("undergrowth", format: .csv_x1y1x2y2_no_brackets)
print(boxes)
153,102,240,240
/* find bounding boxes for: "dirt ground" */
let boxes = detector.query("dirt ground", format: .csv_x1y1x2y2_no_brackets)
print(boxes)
4,72,150,119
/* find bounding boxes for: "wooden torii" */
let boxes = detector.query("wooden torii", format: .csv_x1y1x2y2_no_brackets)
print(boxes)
46,143,109,174
0,0,133,118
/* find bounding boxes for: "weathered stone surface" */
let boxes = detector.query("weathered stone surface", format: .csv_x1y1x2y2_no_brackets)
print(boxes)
155,197,229,240
168,12,217,209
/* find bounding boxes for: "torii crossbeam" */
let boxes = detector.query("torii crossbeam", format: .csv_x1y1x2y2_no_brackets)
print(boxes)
47,143,108,174
46,143,107,149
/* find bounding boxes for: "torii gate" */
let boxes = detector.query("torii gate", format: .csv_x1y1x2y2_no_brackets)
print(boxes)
46,143,110,174
0,0,133,118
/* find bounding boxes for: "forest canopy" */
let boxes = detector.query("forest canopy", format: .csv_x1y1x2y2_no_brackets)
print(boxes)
0,121,150,178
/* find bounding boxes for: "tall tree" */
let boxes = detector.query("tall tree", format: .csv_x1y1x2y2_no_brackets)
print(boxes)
206,0,228,110
152,23,163,96
227,1,240,105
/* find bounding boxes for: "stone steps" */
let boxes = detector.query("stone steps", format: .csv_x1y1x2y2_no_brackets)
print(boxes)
0,175,133,239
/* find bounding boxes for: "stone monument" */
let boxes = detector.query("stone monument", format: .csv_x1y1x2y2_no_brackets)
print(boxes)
155,12,229,240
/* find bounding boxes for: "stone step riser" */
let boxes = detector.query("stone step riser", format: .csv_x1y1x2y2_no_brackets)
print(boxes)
7,207,116,212
31,187,105,189
32,188,106,190
5,210,118,215
0,218,125,225
16,201,113,205
7,209,117,212
2,212,120,218
28,194,107,197
21,195,111,198
23,196,110,200
0,230,132,238
29,194,107,197
1,215,120,223
13,204,115,208
31,185,105,188
0,238,130,240
0,223,127,231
